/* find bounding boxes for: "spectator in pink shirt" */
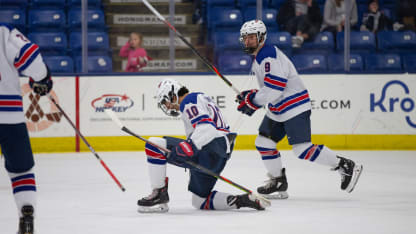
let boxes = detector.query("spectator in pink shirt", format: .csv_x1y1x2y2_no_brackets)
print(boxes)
119,32,149,72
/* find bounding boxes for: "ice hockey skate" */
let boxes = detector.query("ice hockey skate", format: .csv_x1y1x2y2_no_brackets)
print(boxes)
227,194,266,210
333,156,363,193
257,168,289,199
137,177,169,213
18,205,34,234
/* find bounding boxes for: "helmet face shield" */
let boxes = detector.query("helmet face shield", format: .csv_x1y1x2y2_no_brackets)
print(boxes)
156,79,181,117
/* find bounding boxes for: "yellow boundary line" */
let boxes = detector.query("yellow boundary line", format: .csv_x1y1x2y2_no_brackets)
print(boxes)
27,135,416,153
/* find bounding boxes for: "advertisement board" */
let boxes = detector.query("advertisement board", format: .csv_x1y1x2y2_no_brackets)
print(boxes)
23,74,416,151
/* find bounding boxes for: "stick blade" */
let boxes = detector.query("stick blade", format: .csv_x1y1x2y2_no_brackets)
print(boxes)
250,193,271,208
104,109,123,129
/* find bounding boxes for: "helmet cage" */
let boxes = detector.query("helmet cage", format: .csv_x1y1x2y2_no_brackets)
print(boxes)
157,79,181,117
239,20,267,54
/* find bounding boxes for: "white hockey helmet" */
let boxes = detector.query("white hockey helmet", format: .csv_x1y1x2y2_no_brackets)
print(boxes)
156,78,182,117
239,19,267,54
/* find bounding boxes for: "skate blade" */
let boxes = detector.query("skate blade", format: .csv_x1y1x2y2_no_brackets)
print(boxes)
138,203,169,213
261,191,289,200
250,193,271,208
346,164,363,193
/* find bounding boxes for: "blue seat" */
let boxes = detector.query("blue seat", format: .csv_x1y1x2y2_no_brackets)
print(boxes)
206,1,236,29
28,9,66,30
327,54,364,72
377,31,416,54
365,54,402,72
238,0,269,8
69,32,109,51
68,0,102,6
31,0,66,7
213,31,241,54
210,8,243,30
403,55,416,73
242,7,278,28
28,32,67,54
68,8,105,29
291,54,327,73
75,55,112,73
336,31,376,55
298,32,335,55
266,31,292,57
44,56,74,73
0,0,28,7
217,51,253,73
0,9,26,32
269,0,286,8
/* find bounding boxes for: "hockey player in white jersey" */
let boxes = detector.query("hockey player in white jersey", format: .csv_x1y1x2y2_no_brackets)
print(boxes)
236,20,363,199
0,23,53,234
137,78,267,212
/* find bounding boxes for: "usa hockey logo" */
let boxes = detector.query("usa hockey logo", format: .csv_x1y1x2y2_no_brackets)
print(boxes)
91,94,134,112
370,80,416,128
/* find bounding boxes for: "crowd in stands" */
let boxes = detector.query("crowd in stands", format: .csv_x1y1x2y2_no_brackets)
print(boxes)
198,0,416,73
0,0,415,74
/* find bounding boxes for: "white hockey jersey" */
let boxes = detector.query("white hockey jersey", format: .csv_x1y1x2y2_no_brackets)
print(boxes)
0,24,48,124
251,45,311,122
180,92,230,150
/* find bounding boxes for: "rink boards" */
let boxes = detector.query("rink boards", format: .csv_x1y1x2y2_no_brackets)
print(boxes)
19,74,416,152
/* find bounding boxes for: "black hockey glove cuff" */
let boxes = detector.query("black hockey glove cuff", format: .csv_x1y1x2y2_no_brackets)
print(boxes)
29,65,53,96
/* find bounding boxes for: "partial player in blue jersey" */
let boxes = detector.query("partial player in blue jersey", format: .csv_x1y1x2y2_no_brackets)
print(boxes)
236,20,363,199
0,24,53,234
137,78,267,213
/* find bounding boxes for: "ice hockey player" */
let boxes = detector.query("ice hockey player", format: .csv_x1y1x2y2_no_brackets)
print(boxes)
0,23,53,234
236,19,363,199
137,78,268,212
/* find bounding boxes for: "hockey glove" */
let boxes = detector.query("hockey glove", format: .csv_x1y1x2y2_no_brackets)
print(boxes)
236,90,253,103
29,66,53,96
237,89,261,116
174,140,198,161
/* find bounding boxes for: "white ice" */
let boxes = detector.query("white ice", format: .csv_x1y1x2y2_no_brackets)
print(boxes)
1,150,416,234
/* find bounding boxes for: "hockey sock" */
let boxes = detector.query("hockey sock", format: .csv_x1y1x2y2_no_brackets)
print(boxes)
255,135,283,177
293,142,339,167
8,169,36,217
145,137,168,189
192,191,234,210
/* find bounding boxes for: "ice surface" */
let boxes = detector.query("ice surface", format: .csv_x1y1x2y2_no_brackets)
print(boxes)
1,150,416,234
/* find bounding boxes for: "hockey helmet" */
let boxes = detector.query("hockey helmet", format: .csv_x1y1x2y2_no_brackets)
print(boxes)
239,20,267,54
156,78,181,117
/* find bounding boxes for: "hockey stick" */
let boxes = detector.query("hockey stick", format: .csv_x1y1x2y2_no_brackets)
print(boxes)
142,0,240,95
105,109,270,207
48,95,126,192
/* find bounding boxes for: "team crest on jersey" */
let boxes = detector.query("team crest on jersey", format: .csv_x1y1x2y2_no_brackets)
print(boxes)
91,94,134,112
21,83,62,132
